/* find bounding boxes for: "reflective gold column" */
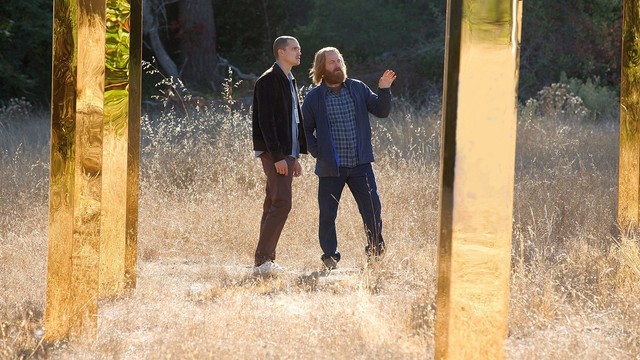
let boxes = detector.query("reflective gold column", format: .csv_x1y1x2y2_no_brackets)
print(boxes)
46,0,106,340
435,1,523,358
619,0,640,230
46,0,141,340
99,0,141,298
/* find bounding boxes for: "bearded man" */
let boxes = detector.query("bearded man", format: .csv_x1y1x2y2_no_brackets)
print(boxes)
301,47,397,270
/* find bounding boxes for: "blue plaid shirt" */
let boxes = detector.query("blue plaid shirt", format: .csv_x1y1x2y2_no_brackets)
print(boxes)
326,86,358,168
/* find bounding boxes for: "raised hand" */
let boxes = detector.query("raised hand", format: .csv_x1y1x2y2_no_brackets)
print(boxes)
378,69,397,89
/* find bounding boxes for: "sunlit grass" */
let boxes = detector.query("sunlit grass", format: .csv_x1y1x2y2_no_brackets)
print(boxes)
1,97,638,358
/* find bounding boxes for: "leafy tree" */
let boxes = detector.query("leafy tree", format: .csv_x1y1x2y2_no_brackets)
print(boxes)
212,0,310,75
296,0,415,62
520,0,622,99
0,0,626,104
0,0,52,104
294,0,446,96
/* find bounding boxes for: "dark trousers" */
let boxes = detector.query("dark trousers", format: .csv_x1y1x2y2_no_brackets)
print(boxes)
255,153,294,266
318,163,384,261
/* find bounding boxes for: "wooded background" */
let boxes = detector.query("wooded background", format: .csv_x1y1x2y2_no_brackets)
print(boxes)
0,0,622,105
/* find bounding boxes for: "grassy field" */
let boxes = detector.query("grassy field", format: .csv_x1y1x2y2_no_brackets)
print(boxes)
1,97,639,359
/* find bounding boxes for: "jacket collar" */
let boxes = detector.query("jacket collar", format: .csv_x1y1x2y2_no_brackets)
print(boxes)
272,62,294,81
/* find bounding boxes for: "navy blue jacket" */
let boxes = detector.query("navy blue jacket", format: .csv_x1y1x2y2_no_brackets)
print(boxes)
301,79,392,177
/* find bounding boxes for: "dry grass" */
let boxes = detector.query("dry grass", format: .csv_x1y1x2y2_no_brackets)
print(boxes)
1,98,639,359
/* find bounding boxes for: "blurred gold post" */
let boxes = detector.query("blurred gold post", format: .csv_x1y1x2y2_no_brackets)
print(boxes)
46,0,142,341
99,0,142,298
435,0,523,358
619,0,640,230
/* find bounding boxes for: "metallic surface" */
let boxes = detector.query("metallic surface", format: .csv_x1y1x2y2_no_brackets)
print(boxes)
435,0,523,358
619,0,640,230
46,0,106,340
46,0,141,340
99,0,141,298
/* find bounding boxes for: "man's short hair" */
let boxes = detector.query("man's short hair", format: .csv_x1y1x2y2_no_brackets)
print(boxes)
273,36,297,60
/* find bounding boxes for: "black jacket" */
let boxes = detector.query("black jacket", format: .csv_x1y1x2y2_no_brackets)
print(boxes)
252,63,307,162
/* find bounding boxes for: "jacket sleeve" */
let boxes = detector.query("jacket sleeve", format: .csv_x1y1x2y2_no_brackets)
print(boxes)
364,83,392,118
301,94,318,158
255,76,285,162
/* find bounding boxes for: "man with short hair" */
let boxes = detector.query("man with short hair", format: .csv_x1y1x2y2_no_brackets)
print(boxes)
252,35,307,276
302,47,396,270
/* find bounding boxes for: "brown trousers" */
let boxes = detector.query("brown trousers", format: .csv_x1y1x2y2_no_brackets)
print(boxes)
255,153,295,266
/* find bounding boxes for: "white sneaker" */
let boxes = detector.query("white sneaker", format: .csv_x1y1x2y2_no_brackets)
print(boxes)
252,261,285,277
270,261,285,274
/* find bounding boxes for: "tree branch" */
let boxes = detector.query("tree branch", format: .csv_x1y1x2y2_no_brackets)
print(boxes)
217,56,258,81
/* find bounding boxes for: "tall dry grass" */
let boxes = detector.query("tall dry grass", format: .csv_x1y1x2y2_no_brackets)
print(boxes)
0,93,638,359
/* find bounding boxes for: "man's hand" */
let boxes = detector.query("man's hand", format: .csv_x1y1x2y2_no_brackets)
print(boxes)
274,159,288,176
292,159,302,177
378,69,397,89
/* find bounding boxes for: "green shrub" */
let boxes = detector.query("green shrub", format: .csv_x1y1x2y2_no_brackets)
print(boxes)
522,74,619,123
560,72,619,121
524,83,590,122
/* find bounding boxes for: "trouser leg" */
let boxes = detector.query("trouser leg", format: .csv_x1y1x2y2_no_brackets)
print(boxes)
318,171,346,261
255,154,294,266
347,163,384,255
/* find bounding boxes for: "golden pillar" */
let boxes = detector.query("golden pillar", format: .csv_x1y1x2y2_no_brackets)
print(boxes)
99,0,142,298
435,1,523,359
619,0,640,230
45,0,142,341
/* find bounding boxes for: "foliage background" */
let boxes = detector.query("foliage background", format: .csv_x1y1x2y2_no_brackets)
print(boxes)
0,0,624,105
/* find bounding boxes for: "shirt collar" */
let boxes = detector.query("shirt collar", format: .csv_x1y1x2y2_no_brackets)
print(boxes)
274,62,295,81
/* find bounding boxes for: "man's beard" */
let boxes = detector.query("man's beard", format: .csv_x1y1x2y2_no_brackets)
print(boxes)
323,67,346,84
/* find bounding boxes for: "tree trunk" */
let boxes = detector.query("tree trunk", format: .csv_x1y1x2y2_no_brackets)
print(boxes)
178,0,219,90
143,0,179,80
